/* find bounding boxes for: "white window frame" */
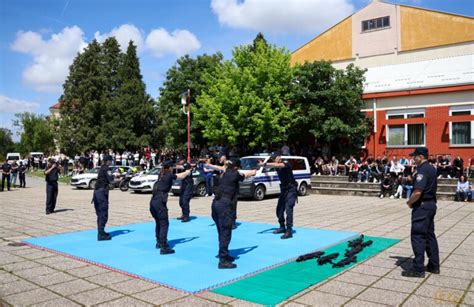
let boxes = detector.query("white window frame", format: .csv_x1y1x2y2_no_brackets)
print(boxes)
386,123,426,148
449,120,474,147
449,105,474,116
386,108,425,120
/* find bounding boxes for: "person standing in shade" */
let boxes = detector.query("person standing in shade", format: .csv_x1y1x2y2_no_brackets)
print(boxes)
260,152,298,239
18,161,26,188
44,158,60,214
1,160,11,191
207,159,256,269
150,160,191,254
404,147,440,278
176,157,193,223
93,155,114,241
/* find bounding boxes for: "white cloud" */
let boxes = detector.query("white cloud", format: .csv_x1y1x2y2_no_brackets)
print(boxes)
145,28,201,58
0,95,40,113
11,26,87,93
94,24,145,52
211,0,355,34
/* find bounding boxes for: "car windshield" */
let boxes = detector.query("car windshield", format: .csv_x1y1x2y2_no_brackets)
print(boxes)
147,168,160,175
240,157,265,170
88,167,100,174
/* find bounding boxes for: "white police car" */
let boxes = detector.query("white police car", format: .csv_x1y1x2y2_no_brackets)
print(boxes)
70,166,130,189
128,168,160,193
239,155,311,200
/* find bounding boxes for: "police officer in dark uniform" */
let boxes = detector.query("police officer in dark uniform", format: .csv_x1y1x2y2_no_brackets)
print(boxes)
176,157,193,223
18,161,27,188
150,160,191,254
1,160,11,191
403,147,440,278
207,159,256,269
44,158,60,214
262,152,298,239
93,155,114,241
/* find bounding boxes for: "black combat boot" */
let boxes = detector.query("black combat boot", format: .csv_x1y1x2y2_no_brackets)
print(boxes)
181,216,190,223
177,215,184,220
226,255,235,262
159,244,175,255
426,265,440,274
281,228,293,239
401,270,425,278
218,260,237,269
273,224,286,234
98,231,111,241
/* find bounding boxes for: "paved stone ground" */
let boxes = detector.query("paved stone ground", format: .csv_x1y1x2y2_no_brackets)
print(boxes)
0,176,472,306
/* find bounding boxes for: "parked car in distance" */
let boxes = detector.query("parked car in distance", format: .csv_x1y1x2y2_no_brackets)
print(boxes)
239,155,311,200
70,166,130,189
6,153,21,164
171,168,208,197
129,168,161,193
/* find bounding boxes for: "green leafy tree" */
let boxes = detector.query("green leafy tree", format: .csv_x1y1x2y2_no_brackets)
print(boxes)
0,128,15,159
292,61,370,152
58,38,155,155
195,38,297,150
13,113,55,155
155,53,224,150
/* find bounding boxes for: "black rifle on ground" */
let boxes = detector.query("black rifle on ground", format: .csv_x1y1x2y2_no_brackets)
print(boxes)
348,235,364,248
317,253,339,266
296,251,325,262
332,255,357,268
344,239,373,257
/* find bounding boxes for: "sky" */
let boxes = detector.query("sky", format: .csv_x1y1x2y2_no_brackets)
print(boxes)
1,0,473,139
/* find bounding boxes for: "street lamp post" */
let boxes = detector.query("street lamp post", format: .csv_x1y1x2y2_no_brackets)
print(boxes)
180,89,191,162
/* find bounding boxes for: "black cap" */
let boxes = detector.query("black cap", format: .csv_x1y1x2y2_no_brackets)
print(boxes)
409,147,429,158
103,155,113,161
228,158,241,168
270,151,282,159
162,160,173,168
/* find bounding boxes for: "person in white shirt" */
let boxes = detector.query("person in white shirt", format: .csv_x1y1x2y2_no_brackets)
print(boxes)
390,161,405,178
456,175,471,202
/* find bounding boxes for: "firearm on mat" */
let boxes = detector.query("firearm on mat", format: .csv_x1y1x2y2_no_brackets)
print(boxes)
296,251,325,262
344,239,373,257
317,253,339,265
348,235,364,248
332,255,357,268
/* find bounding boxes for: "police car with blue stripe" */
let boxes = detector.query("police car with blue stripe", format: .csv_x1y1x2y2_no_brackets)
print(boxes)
239,155,311,200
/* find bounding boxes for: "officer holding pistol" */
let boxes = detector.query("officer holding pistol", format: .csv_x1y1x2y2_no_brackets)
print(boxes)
44,158,60,214
93,155,114,241
261,151,298,239
404,147,440,278
176,156,193,223
150,160,191,254
206,158,256,269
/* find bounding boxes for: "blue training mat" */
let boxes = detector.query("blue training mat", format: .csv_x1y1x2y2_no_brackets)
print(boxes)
25,216,357,293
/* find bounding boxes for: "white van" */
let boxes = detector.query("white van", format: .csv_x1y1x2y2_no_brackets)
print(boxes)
6,153,21,164
239,155,311,200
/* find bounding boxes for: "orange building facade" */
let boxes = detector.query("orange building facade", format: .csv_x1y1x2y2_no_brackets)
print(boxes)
291,0,474,163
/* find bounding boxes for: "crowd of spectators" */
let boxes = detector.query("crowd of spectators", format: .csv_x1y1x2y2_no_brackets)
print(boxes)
309,154,473,202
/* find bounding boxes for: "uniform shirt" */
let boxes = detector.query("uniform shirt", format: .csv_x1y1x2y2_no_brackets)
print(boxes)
2,162,11,174
18,165,26,174
180,162,193,189
276,160,296,187
45,166,59,182
413,161,438,207
95,165,113,189
153,172,177,194
219,169,244,198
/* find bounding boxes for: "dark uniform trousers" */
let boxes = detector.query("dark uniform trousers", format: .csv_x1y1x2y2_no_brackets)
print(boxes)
19,173,26,187
231,194,238,223
46,181,58,212
93,188,109,232
212,196,234,260
411,201,440,272
1,174,11,191
179,182,193,217
276,184,298,229
150,191,169,246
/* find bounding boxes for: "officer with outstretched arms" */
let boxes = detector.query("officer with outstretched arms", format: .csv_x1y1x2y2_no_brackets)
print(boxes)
176,156,194,223
150,160,191,255
205,158,256,268
260,152,298,239
403,147,440,278
93,155,114,241
44,158,61,214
